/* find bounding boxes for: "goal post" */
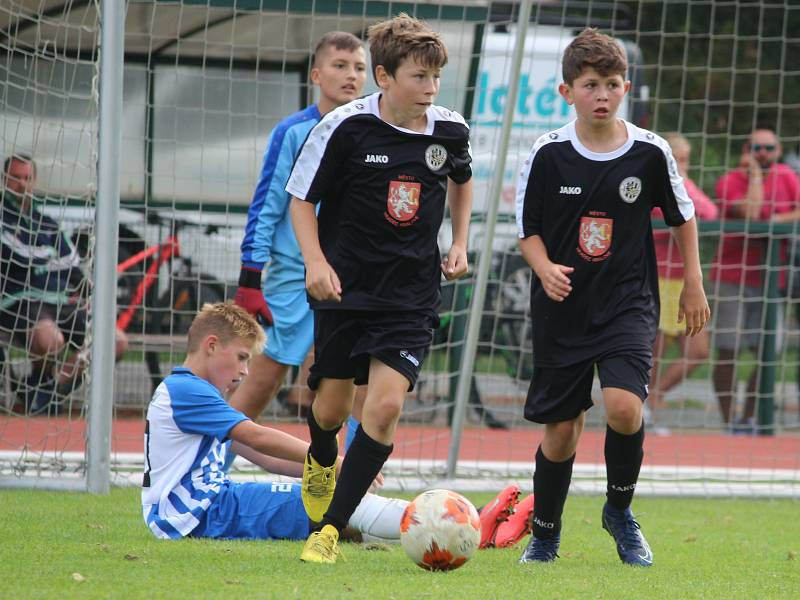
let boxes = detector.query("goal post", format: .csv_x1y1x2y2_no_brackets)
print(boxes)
0,0,124,493
1,0,102,490
86,0,125,494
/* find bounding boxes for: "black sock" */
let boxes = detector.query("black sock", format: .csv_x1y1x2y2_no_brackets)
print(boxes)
605,423,644,510
321,425,393,532
531,445,575,540
307,406,341,467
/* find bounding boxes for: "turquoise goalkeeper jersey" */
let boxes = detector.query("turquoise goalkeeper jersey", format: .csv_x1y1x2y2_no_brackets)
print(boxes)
240,104,321,295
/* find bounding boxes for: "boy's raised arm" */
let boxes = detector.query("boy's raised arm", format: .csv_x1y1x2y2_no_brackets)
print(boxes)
442,178,472,280
290,197,342,302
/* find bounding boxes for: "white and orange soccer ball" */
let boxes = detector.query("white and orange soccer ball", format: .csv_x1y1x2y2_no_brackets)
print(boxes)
400,489,481,571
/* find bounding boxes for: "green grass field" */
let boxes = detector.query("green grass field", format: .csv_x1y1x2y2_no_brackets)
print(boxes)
1,488,797,599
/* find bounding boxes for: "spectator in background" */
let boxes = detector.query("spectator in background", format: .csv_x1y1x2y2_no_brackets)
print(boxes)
0,153,128,414
648,134,718,432
710,128,800,432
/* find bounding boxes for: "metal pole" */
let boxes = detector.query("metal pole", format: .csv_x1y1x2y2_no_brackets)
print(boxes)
757,237,780,436
446,0,533,478
87,0,124,494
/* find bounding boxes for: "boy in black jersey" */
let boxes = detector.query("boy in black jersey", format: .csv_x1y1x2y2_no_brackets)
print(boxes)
285,13,472,563
516,29,710,566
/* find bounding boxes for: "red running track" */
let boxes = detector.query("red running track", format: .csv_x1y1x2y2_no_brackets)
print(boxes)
1,416,798,471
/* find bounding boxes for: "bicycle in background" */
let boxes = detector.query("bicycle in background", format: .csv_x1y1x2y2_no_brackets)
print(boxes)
73,211,230,391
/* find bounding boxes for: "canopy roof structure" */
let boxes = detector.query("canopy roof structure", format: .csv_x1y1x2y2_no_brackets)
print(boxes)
1,1,632,64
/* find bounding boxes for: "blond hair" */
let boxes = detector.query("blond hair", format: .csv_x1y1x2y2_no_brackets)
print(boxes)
367,13,447,82
562,28,627,85
664,133,690,154
186,301,265,353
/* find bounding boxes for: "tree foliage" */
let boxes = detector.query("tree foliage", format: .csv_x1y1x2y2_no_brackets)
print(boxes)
614,1,799,190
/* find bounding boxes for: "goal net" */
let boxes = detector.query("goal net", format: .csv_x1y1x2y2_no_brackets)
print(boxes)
3,1,799,498
0,0,99,489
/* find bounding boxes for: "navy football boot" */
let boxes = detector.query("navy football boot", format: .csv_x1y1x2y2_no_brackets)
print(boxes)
518,533,560,564
601,503,653,567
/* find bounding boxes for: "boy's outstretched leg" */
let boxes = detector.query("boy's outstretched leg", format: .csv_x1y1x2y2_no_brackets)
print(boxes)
602,387,652,567
494,493,534,548
478,483,520,548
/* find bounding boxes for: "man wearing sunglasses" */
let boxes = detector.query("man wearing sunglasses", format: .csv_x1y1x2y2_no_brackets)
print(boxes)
710,127,800,433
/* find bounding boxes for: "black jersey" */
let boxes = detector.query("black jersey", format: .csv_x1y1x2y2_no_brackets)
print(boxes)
286,92,472,314
516,120,695,368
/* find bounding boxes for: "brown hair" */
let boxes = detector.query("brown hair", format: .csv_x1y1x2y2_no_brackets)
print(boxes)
562,28,627,85
366,13,447,82
312,31,364,67
186,301,265,353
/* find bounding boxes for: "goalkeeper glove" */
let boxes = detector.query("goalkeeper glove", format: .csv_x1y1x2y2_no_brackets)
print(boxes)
235,266,273,326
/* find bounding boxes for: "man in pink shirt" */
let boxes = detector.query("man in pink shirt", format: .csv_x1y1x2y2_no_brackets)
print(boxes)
711,127,800,431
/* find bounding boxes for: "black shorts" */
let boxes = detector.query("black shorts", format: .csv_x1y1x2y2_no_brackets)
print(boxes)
0,299,87,348
308,309,435,392
524,351,652,424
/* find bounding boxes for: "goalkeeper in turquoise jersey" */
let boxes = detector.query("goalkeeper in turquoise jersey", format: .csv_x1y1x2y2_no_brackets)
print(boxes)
231,32,367,421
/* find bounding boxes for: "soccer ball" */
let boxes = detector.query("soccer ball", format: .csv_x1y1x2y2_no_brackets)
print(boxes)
400,489,481,571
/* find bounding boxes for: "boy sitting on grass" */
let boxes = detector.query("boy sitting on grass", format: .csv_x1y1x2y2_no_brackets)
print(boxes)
141,301,403,542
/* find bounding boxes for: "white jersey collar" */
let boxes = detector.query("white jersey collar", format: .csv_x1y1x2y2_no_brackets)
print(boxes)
567,119,635,161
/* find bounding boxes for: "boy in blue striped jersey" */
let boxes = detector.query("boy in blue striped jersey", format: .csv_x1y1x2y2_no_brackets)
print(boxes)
232,32,367,421
142,301,405,542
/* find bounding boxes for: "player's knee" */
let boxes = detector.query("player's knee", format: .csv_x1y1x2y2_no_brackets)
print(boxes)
606,401,643,433
30,319,64,355
371,394,404,423
687,340,710,362
543,419,582,457
361,394,403,436
312,401,349,428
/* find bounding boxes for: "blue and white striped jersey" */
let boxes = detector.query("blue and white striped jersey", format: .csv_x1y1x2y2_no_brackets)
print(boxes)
240,104,322,295
141,367,248,539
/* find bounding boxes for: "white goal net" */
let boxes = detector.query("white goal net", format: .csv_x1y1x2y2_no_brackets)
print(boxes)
2,1,799,497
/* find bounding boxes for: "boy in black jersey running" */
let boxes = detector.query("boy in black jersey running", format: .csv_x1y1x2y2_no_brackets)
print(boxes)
286,13,472,563
516,29,710,567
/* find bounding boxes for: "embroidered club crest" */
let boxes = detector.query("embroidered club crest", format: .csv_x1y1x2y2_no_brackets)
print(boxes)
387,180,421,221
578,216,613,257
425,144,447,171
619,176,642,203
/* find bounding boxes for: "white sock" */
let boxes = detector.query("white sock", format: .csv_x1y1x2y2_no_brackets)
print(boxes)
347,493,409,544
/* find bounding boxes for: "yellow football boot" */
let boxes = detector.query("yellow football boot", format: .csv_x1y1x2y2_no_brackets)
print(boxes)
300,524,341,564
301,452,336,523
